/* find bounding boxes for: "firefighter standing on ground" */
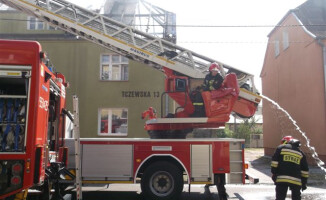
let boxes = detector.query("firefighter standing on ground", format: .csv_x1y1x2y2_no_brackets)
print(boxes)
271,136,309,200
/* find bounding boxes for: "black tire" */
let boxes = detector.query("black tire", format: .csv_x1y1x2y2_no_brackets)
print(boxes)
141,161,183,200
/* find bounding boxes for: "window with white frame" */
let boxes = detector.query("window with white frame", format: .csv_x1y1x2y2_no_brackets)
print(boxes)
27,16,44,30
99,108,128,136
27,16,57,30
283,31,289,50
274,40,280,57
100,54,129,81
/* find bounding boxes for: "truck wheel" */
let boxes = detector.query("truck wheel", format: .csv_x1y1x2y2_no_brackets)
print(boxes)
141,161,183,200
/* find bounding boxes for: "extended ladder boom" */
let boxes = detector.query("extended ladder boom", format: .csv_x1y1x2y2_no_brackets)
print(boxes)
1,0,257,90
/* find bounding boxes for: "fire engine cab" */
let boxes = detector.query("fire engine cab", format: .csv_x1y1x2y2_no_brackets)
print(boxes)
0,40,70,199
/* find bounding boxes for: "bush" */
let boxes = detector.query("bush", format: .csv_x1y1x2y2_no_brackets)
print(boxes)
223,116,262,142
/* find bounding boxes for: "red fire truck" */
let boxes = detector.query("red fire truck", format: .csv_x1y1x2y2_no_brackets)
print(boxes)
0,40,248,200
0,0,261,199
0,39,72,199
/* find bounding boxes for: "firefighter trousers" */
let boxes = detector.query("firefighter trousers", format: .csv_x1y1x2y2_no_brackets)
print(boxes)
215,174,227,200
276,183,301,200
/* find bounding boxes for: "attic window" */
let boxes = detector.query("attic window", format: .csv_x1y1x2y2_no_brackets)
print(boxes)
283,31,289,50
274,40,280,57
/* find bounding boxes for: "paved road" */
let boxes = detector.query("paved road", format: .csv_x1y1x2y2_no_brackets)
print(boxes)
75,183,326,200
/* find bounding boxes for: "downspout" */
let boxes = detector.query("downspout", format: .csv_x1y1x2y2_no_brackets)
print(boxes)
317,38,326,109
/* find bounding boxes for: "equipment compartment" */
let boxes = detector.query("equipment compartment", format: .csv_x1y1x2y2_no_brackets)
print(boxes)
0,69,30,152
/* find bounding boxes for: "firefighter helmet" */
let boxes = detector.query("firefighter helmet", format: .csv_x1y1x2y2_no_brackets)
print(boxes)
290,139,301,147
281,135,294,144
209,63,220,72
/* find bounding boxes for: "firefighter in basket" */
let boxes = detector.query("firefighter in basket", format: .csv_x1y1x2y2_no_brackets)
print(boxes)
203,62,224,91
189,63,225,117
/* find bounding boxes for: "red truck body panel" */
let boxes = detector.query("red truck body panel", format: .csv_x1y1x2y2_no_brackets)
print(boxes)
71,138,244,185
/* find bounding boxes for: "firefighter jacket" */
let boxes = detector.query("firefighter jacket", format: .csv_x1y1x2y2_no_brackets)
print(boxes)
203,73,224,91
271,143,309,186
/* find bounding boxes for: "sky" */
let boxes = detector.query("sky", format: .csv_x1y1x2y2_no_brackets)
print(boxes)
68,0,307,91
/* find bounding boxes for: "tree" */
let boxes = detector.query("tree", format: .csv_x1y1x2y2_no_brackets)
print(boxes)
222,116,262,142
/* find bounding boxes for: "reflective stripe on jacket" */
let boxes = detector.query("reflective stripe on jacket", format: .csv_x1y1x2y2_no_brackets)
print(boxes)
271,143,309,186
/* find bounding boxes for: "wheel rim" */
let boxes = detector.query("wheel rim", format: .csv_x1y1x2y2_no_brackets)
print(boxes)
149,171,174,197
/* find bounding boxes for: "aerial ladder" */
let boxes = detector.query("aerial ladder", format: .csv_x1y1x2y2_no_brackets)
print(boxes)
0,0,262,138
